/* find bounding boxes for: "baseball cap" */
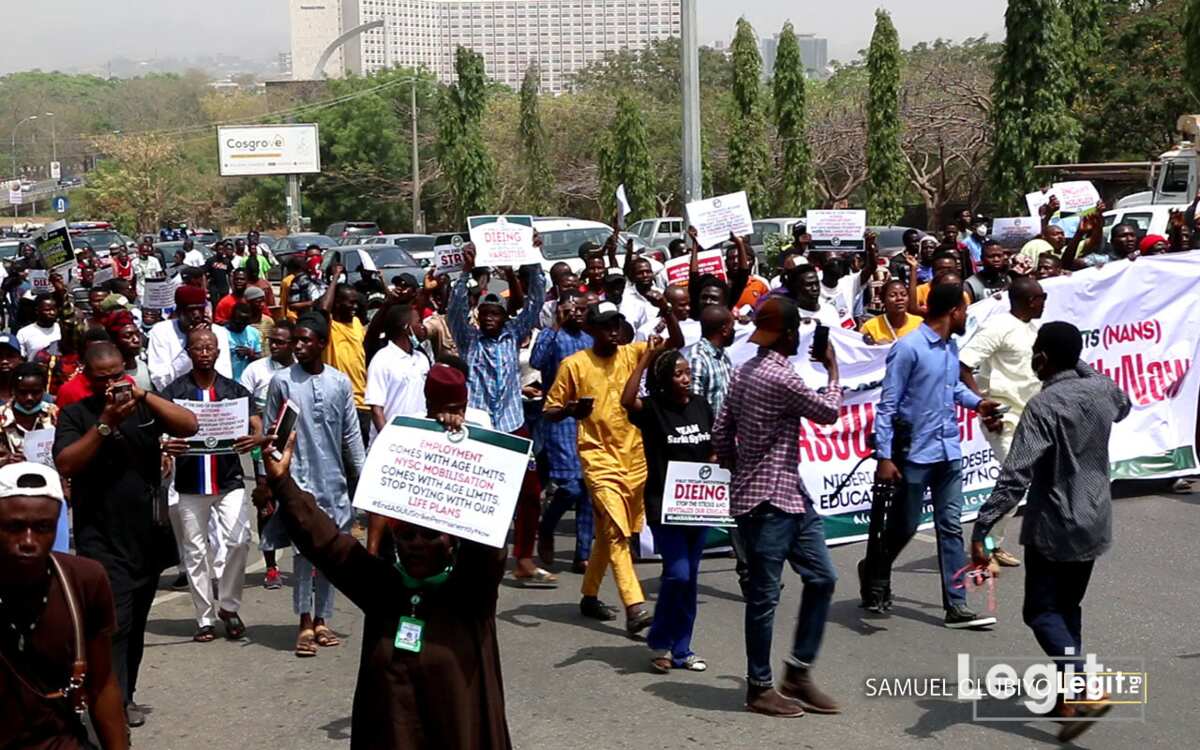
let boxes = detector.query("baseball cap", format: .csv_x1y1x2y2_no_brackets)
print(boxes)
0,333,20,354
478,291,506,310
0,462,65,503
243,286,266,302
749,296,801,347
393,272,419,289
586,301,624,326
180,265,205,281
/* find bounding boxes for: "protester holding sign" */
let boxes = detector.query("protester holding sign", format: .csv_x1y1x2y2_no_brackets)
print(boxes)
160,328,262,642
621,340,714,674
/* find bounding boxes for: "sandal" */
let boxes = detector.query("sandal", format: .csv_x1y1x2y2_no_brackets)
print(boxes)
313,625,341,647
295,629,318,657
514,568,558,589
193,625,216,643
218,609,246,640
651,654,673,674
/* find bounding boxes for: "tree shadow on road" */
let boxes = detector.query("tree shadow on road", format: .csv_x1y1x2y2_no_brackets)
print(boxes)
906,697,1076,747
642,675,746,713
554,644,656,675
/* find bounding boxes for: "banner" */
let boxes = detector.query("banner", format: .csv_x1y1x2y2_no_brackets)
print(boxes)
353,416,532,548
805,209,867,250
468,215,539,267
726,254,1200,545
662,249,725,287
685,191,753,250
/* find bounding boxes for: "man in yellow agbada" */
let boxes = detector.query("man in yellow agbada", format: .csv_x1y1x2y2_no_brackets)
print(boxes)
545,299,682,635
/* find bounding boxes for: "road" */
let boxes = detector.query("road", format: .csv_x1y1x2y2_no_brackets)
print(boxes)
132,482,1197,749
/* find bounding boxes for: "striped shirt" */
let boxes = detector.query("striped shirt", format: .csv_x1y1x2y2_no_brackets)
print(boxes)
713,349,843,515
687,337,732,415
972,363,1131,561
529,326,593,479
161,373,251,495
448,271,546,433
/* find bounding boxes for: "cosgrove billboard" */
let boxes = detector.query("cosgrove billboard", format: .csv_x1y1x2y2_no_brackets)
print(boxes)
217,124,321,177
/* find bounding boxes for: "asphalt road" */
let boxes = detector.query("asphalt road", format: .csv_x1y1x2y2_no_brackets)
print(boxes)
132,482,1198,749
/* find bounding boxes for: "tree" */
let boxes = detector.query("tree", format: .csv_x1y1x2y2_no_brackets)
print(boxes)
437,47,496,225
598,94,656,222
1189,0,1200,107
726,17,772,216
519,65,554,214
1061,0,1103,110
772,22,815,215
83,134,211,233
988,0,1079,213
866,9,906,224
808,62,869,207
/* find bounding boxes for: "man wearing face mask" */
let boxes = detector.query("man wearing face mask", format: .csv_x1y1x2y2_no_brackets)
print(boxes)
961,214,990,268
146,285,233,392
765,259,844,328
812,231,878,324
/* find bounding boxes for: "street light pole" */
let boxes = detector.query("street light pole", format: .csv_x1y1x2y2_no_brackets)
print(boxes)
680,0,702,225
411,79,422,233
10,115,38,219
45,112,57,165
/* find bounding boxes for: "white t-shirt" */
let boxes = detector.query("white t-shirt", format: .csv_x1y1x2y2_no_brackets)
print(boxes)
364,341,431,433
797,301,845,329
634,316,702,348
183,249,206,267
239,356,289,414
820,272,863,321
619,288,659,331
17,322,61,360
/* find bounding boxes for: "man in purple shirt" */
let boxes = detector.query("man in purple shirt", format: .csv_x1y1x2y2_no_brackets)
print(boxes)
713,297,843,718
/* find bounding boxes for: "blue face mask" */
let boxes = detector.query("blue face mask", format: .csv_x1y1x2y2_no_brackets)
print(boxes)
12,400,44,416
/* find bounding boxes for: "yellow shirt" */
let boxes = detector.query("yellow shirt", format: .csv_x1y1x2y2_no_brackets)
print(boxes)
324,317,367,410
545,342,649,533
280,275,298,322
861,313,923,344
914,283,971,315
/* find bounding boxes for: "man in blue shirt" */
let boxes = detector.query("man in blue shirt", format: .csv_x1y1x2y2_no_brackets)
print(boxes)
530,288,594,573
873,282,1001,629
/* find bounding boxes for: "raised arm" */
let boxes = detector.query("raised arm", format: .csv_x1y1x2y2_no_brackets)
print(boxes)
509,262,546,340
904,255,923,317
621,339,662,414
859,230,879,286
317,263,343,315
447,245,478,352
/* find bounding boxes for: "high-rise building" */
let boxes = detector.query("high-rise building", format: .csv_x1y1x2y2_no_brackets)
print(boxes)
289,0,681,93
758,31,829,80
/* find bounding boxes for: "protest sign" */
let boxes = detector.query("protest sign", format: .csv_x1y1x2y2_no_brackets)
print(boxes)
142,278,177,310
616,184,632,229
29,269,51,294
662,249,725,287
22,429,55,468
353,416,532,548
1025,190,1051,219
35,219,76,275
175,397,249,454
805,209,867,250
432,232,468,274
1052,180,1102,214
662,462,735,527
727,254,1200,545
92,264,115,285
990,217,1040,249
685,191,753,250
467,215,539,267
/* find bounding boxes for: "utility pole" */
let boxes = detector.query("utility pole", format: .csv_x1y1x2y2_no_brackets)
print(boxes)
680,0,702,226
411,79,422,233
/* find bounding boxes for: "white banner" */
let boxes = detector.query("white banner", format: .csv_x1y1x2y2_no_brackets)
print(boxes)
662,462,736,527
805,209,867,250
468,215,539,267
727,254,1200,543
685,191,753,250
353,416,532,548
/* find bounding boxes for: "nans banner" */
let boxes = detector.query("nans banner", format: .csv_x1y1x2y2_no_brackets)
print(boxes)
726,253,1200,545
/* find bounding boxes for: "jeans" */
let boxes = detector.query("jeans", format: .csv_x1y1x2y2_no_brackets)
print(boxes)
889,460,968,610
293,552,336,620
736,501,837,686
1023,546,1094,676
538,477,594,561
111,578,158,703
646,523,707,663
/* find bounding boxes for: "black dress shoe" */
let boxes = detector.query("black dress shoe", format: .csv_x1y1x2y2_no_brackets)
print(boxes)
579,596,616,621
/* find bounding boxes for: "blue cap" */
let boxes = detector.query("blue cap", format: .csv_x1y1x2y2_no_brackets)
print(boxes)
0,334,19,353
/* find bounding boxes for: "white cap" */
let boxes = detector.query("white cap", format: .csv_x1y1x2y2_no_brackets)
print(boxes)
0,462,65,502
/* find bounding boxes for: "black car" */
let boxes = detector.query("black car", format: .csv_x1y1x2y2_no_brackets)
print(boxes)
322,245,422,293
268,233,338,282
325,221,381,245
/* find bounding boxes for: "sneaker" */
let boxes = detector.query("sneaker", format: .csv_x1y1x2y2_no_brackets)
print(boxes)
745,685,805,717
264,567,282,590
992,547,1021,567
170,573,188,591
579,595,617,621
944,605,997,629
779,664,840,714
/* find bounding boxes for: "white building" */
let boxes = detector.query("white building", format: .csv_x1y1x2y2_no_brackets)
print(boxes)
289,0,681,93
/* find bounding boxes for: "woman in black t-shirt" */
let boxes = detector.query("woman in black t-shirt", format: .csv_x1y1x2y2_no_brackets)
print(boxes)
621,340,713,674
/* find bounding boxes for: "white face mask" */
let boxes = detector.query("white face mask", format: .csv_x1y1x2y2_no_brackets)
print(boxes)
974,225,988,237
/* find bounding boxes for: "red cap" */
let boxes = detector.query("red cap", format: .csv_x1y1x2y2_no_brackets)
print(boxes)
424,364,467,410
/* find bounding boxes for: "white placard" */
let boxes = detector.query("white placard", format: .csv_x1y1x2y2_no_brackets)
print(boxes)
217,124,321,177
29,269,51,294
1052,180,1101,214
175,397,249,454
1025,190,1052,219
8,189,21,205
662,249,726,287
142,278,178,310
685,191,754,250
353,416,532,548
616,184,632,229
661,461,735,527
433,232,468,274
92,264,115,285
805,209,867,250
467,215,539,267
990,217,1040,250
22,428,56,467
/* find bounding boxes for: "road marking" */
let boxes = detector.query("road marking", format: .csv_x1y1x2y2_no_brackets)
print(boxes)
152,555,272,608
914,533,938,544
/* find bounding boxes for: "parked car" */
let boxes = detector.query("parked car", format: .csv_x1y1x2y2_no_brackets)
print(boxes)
268,233,338,281
322,244,423,291
155,240,214,271
627,217,685,250
325,221,382,244
192,229,222,246
73,229,133,256
360,234,437,268
1101,204,1187,239
868,225,932,257
534,218,664,277
0,239,22,260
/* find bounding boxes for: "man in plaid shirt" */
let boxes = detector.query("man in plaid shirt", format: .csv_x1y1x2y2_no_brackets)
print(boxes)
713,297,844,718
687,305,734,414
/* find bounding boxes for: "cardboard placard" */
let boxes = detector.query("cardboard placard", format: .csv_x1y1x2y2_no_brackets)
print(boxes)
805,209,867,250
685,191,754,250
142,278,178,310
661,461,735,527
35,219,76,275
29,269,52,294
1052,180,1101,214
467,215,539,267
990,217,1040,250
433,232,469,274
663,249,726,287
175,397,249,454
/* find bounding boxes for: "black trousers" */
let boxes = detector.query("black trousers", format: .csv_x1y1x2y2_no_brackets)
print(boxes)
1023,546,1094,675
110,578,158,704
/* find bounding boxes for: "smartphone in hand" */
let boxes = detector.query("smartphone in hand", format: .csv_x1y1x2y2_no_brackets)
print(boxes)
811,324,830,362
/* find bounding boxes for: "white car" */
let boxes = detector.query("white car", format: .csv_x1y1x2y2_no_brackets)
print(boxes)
360,234,436,268
534,218,664,278
1101,204,1188,238
627,217,685,250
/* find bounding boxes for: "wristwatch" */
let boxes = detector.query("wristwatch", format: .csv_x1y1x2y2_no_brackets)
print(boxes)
96,422,113,437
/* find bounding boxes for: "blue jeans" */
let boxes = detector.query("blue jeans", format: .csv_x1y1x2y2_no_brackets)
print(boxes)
538,477,594,561
890,460,967,609
647,522,707,663
293,552,336,620
736,501,837,687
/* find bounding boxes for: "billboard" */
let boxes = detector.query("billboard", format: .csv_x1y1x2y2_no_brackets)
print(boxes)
217,124,321,177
